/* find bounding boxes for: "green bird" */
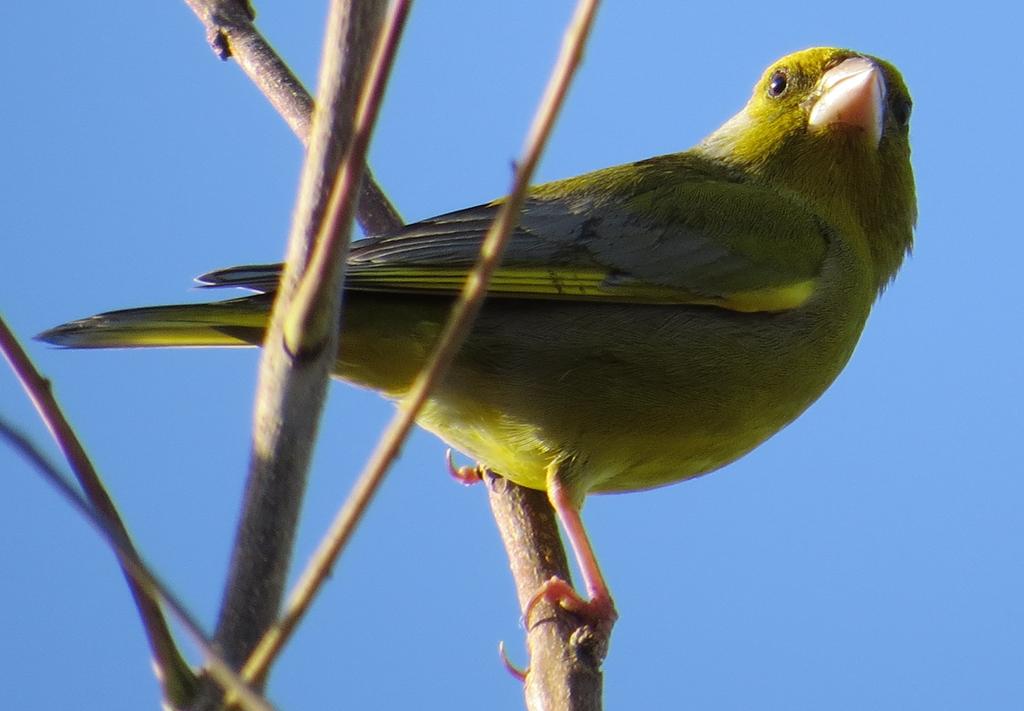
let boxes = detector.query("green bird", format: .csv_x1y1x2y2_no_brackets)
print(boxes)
40,47,916,623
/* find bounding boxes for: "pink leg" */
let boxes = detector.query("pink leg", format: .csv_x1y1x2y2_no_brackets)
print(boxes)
525,474,617,627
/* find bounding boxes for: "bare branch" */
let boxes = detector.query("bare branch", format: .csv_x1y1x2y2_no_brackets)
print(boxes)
207,0,391,695
3,318,278,711
0,416,275,711
184,1,604,705
229,0,412,687
241,1,605,707
0,316,198,707
182,0,402,235
486,475,608,710
281,0,411,361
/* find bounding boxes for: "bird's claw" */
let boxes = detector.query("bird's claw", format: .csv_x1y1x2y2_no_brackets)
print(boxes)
445,448,484,486
523,575,618,630
498,640,528,682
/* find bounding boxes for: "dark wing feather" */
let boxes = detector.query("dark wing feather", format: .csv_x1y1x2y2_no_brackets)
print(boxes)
199,171,829,312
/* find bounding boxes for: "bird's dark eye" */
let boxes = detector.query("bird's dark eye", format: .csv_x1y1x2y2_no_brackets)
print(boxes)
767,70,789,98
892,97,912,127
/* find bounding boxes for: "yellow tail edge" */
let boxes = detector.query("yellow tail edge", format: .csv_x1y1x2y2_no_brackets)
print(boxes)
36,296,272,349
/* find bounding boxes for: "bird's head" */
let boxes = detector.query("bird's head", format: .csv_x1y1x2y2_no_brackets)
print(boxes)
700,48,917,292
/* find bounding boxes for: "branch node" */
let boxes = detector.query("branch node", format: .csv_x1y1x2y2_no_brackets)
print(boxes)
209,29,232,60
569,623,611,670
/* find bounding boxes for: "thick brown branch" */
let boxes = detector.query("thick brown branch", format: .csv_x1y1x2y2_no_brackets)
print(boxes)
485,474,607,710
238,0,413,686
206,0,389,695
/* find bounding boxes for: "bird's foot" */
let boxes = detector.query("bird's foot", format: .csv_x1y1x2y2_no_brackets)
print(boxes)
445,448,484,486
524,575,618,630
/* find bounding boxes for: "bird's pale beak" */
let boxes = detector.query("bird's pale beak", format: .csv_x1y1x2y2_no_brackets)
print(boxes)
808,56,886,147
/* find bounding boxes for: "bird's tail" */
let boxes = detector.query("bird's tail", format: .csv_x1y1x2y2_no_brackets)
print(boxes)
36,294,273,349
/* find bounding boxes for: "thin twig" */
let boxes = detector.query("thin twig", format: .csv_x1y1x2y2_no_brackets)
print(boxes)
241,0,604,700
283,0,412,358
489,8,609,707
182,0,402,235
208,0,390,691
0,318,280,711
0,418,275,711
0,317,194,707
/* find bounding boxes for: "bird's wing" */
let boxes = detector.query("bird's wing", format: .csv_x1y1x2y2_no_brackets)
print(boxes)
200,175,830,314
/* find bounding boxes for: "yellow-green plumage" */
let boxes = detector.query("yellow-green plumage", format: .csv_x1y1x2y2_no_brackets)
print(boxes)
40,48,916,508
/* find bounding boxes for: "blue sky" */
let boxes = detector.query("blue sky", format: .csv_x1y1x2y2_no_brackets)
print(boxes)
2,2,1021,709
